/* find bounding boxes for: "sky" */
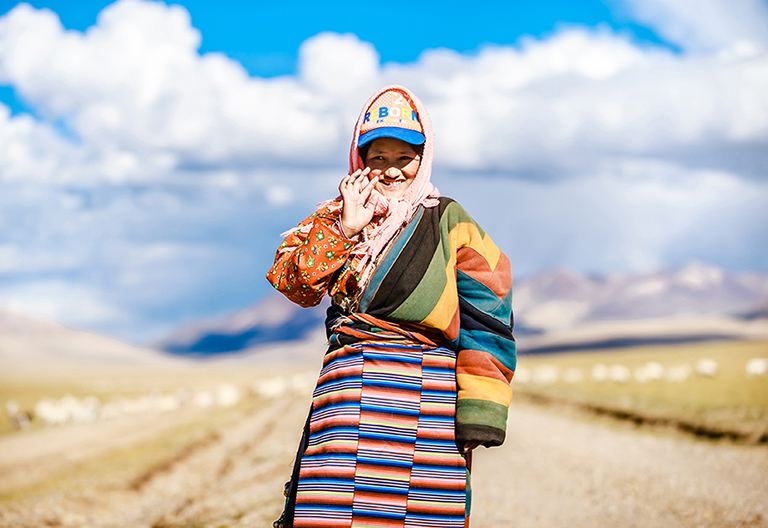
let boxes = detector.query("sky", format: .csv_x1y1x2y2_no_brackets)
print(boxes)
0,0,767,344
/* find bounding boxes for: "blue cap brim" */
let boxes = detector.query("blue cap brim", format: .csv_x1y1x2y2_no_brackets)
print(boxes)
358,127,426,147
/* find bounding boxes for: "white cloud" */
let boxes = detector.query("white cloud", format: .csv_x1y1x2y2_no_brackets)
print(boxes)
0,1,342,170
298,31,379,96
3,1,766,184
616,0,768,53
384,28,768,176
442,162,768,276
0,280,126,326
0,0,766,342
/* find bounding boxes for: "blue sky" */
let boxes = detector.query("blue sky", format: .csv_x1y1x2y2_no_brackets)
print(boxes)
0,0,672,76
0,0,675,116
0,0,766,343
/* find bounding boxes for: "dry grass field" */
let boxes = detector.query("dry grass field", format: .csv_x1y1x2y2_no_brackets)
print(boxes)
513,339,768,442
1,340,767,527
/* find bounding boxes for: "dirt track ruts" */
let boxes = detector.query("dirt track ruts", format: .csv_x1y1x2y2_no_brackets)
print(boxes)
1,390,767,527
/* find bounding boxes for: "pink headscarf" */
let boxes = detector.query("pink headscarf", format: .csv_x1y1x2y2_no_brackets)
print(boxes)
301,85,441,286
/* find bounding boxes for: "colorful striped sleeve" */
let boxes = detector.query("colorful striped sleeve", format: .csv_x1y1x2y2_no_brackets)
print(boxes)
266,209,357,307
450,204,516,447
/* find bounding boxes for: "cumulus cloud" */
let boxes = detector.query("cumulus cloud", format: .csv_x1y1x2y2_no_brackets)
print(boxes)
1,279,127,327
0,1,341,170
2,0,766,184
616,0,768,53
386,28,768,178
0,0,766,341
439,160,768,276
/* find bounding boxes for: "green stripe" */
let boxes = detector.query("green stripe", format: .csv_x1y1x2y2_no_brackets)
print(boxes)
456,398,508,431
389,202,483,322
359,207,425,313
442,201,485,237
389,241,448,320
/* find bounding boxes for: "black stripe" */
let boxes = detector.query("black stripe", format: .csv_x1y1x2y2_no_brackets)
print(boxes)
365,197,455,318
455,423,505,447
458,297,514,340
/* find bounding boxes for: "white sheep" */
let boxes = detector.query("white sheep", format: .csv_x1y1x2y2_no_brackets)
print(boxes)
290,373,317,393
34,398,69,425
4,399,30,430
746,358,768,378
253,377,288,399
193,390,215,409
533,365,560,385
157,394,180,412
695,358,719,378
665,364,691,383
634,362,665,383
591,363,609,383
215,383,241,407
562,367,583,383
608,364,631,384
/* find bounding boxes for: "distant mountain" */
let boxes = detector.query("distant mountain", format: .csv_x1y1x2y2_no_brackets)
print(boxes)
155,295,329,357
0,307,180,368
157,263,768,358
514,262,768,332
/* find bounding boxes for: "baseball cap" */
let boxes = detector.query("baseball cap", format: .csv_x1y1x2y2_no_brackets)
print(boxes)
358,89,425,147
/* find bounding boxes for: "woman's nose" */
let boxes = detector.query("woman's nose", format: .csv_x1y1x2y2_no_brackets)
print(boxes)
384,167,401,178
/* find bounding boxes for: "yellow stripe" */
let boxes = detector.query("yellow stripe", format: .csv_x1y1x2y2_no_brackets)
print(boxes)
456,373,513,406
482,232,501,269
422,221,475,328
423,218,503,329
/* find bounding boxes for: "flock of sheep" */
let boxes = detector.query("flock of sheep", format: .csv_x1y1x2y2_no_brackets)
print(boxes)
3,358,766,431
3,372,316,431
513,356,768,386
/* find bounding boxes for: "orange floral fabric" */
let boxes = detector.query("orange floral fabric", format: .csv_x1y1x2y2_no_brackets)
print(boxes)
266,208,359,307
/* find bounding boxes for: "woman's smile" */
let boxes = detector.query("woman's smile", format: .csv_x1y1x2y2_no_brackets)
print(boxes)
364,137,421,199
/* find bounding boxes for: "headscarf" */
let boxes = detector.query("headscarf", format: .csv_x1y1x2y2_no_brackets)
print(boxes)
288,85,440,286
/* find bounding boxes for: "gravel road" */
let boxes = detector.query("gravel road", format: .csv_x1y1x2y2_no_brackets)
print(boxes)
472,404,768,528
1,389,766,527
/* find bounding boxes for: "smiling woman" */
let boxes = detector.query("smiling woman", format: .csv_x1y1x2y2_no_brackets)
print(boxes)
266,85,517,528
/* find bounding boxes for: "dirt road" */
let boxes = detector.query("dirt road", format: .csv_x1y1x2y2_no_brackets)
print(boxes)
473,404,768,528
1,389,766,527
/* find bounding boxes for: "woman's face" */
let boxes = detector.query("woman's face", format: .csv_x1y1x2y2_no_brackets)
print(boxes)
364,137,421,199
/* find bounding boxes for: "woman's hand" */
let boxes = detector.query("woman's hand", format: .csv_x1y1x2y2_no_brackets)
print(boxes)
339,167,379,238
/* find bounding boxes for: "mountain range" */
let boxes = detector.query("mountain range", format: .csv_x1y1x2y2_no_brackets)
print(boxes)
157,262,768,357
2,262,765,368
0,307,183,369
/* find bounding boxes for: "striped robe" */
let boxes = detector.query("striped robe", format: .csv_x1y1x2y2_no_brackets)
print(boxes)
267,197,516,527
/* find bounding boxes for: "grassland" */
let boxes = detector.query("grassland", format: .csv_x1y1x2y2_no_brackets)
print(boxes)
0,363,307,435
1,349,767,527
0,364,314,509
514,339,768,442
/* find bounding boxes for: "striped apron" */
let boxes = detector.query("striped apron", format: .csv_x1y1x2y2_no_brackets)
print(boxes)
291,314,468,528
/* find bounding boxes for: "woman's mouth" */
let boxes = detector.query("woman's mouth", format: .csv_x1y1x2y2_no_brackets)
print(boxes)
379,179,404,189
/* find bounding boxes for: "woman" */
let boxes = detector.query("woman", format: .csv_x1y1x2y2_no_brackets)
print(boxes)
267,85,516,528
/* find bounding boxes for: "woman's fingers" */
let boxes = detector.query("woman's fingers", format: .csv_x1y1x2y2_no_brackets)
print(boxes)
360,174,378,198
364,191,379,211
342,167,375,197
352,168,370,188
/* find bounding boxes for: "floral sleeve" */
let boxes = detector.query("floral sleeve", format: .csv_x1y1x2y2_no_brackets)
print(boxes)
266,208,358,307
